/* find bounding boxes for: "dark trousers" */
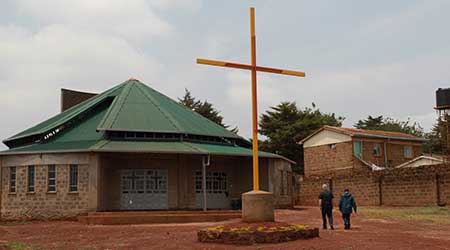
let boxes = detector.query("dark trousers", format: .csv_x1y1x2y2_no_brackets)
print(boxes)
342,213,351,229
321,207,333,228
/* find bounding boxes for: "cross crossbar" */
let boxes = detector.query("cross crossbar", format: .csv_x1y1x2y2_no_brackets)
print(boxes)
197,58,305,77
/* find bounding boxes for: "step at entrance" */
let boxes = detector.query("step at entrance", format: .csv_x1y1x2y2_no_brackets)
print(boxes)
78,210,241,225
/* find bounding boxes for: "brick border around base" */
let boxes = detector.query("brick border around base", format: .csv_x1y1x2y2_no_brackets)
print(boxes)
198,226,319,245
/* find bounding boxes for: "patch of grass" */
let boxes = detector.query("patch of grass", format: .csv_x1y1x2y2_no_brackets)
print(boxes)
360,206,450,224
5,242,37,250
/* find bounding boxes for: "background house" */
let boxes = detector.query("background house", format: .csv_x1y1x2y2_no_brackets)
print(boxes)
300,126,427,176
297,126,450,207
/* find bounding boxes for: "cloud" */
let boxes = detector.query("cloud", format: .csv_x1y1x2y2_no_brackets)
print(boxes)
15,0,173,43
0,23,163,146
149,0,202,11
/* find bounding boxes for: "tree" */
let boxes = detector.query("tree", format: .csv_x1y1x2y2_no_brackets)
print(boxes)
259,102,344,174
178,89,238,133
354,115,424,137
424,116,448,154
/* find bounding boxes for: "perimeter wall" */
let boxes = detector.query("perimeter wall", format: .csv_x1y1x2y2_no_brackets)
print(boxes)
297,164,450,207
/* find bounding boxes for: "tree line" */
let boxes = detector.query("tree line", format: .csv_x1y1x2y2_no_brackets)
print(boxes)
179,89,444,174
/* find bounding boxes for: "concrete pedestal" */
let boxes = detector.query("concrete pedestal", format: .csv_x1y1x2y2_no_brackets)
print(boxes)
242,190,275,222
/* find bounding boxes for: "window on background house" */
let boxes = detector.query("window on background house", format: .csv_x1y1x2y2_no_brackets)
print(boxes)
353,141,363,159
47,165,56,192
9,167,16,193
69,165,78,192
404,145,413,158
373,143,382,157
28,166,35,192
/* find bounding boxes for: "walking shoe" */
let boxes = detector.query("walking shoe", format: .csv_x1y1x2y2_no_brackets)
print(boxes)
330,226,334,230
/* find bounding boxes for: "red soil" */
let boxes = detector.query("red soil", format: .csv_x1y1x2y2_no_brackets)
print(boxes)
1,207,450,250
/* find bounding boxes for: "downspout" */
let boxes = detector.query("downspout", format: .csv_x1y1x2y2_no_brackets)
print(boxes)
383,142,388,168
436,173,441,206
202,155,210,212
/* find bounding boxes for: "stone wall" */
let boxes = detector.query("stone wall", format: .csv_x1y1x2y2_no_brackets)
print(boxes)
298,164,450,207
268,158,294,208
0,153,92,220
1,152,294,220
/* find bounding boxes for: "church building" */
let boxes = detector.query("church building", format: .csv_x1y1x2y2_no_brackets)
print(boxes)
0,79,294,220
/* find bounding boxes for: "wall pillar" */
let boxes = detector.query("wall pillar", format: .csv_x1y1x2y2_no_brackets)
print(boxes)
88,153,100,212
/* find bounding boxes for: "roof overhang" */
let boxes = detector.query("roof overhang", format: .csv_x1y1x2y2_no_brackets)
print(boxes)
0,141,295,164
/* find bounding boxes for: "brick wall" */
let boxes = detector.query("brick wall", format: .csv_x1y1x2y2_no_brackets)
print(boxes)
1,164,90,220
360,140,422,168
303,142,354,177
298,164,450,207
386,144,422,167
304,139,423,178
361,140,386,167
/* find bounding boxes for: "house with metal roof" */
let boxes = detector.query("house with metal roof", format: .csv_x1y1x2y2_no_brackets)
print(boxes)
0,79,294,220
299,125,428,176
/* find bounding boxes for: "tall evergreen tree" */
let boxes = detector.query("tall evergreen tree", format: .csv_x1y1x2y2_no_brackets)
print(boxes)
178,89,238,133
259,102,344,174
424,116,448,154
355,115,423,136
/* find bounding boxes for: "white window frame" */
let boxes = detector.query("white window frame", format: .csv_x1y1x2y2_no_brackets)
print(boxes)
69,165,78,193
47,165,57,193
27,165,35,193
9,167,16,193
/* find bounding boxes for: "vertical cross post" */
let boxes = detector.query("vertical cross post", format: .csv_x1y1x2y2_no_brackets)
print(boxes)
250,7,259,191
197,8,304,193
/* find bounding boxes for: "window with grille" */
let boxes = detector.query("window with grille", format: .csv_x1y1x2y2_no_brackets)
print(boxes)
69,165,78,192
48,165,56,192
10,167,16,193
121,169,167,194
195,171,227,194
373,143,382,156
28,166,35,192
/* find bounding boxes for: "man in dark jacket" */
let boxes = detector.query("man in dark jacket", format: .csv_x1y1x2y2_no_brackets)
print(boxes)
319,184,334,230
339,189,357,230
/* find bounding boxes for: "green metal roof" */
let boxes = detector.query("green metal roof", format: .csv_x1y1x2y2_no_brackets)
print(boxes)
4,79,241,147
1,140,290,162
96,80,240,138
1,79,292,163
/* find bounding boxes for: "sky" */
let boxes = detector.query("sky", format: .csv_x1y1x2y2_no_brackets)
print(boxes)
0,0,449,149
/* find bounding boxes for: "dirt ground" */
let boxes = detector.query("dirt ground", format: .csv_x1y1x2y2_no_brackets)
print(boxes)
1,207,450,250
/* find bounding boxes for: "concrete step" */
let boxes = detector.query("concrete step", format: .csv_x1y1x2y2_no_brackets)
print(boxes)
78,211,241,225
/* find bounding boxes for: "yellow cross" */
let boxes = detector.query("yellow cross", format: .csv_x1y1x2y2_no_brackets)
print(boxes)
197,7,305,191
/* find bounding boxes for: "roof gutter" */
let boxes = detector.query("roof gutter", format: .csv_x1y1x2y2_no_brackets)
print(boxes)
353,133,427,142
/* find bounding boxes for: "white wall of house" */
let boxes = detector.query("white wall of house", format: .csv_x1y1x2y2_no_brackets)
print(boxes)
303,130,352,148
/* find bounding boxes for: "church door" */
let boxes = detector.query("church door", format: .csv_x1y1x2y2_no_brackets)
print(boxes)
195,171,231,209
120,169,168,210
